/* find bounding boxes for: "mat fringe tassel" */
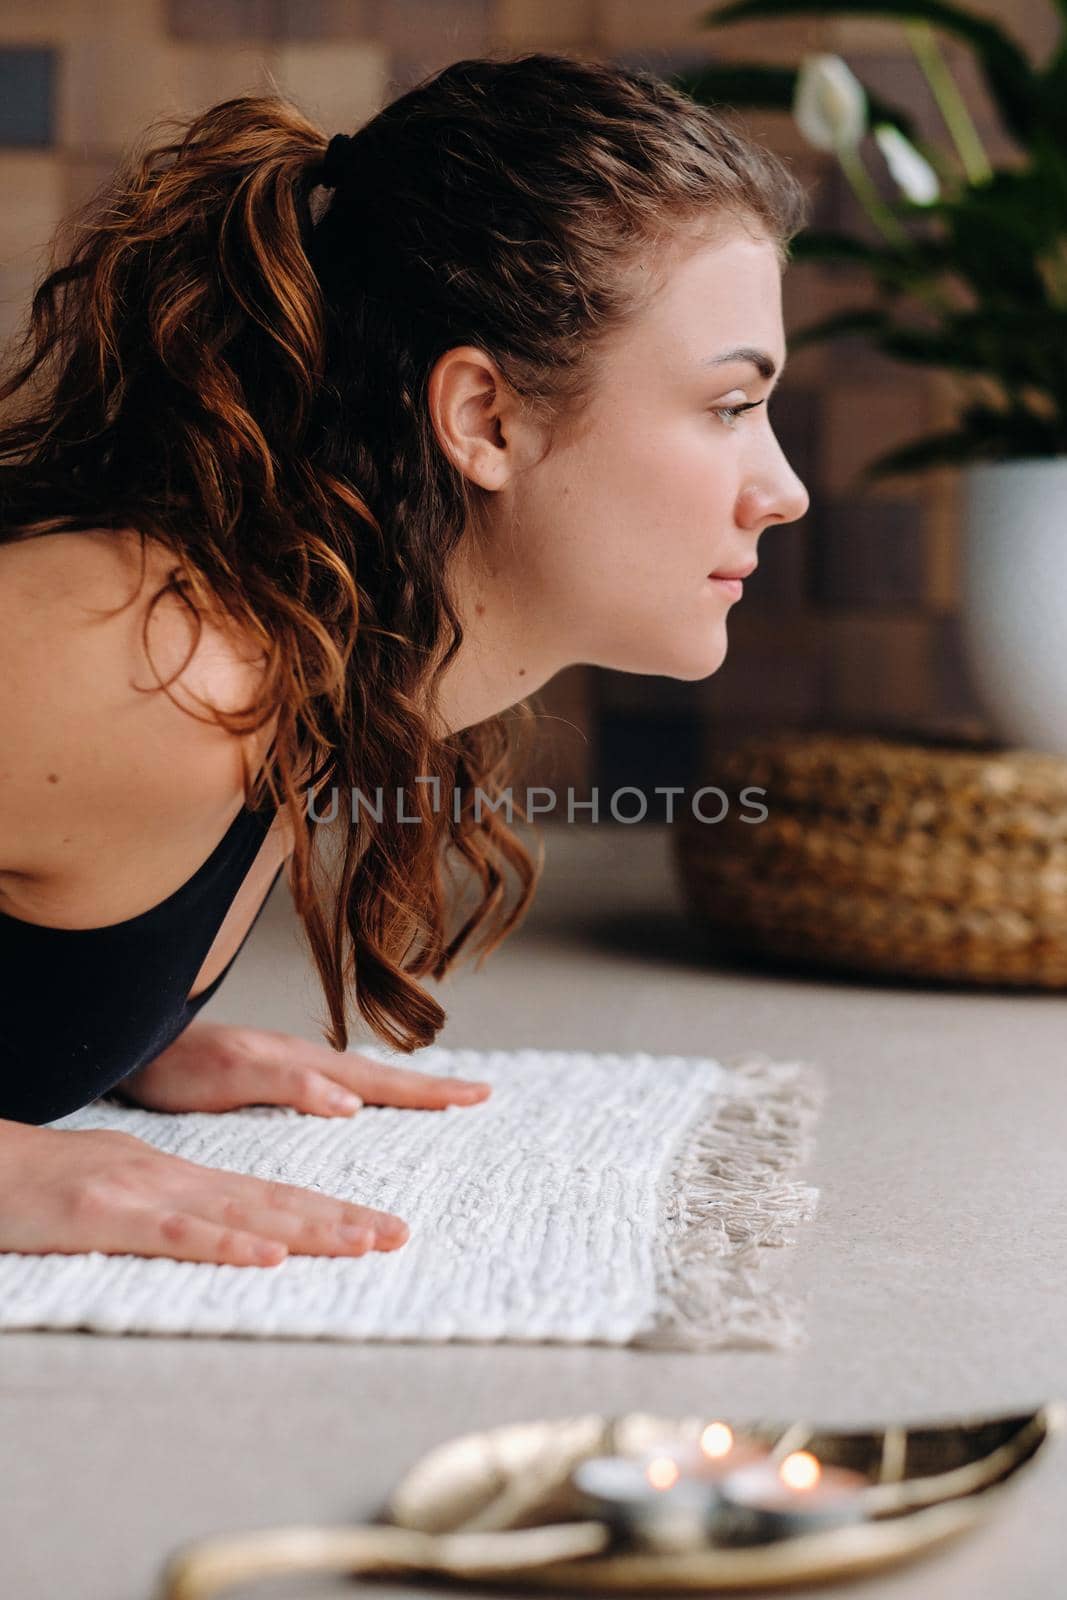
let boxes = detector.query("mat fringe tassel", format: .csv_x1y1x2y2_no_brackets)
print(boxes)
641,1053,824,1351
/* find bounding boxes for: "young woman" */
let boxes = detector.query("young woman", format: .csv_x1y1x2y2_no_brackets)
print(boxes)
0,52,809,1266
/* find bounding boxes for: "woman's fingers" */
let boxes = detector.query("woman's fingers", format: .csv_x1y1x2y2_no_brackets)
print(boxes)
337,1057,492,1109
223,1030,491,1112
111,1204,291,1267
0,1125,410,1267
204,1167,410,1252
111,1191,404,1266
174,1197,378,1258
136,1149,411,1259
224,1052,485,1116
228,1058,365,1118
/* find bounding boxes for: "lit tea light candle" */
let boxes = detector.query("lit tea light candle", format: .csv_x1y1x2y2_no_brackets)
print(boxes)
570,1450,721,1554
668,1420,772,1480
714,1449,871,1544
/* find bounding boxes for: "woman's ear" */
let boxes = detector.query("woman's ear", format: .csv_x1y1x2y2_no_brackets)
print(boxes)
427,345,540,490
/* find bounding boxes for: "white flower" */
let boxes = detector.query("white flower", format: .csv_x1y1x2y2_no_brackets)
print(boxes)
873,123,941,205
793,54,868,152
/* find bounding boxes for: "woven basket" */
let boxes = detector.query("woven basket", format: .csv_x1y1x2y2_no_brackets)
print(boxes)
673,730,1067,987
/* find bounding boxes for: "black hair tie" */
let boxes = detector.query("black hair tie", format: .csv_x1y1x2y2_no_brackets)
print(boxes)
318,132,356,190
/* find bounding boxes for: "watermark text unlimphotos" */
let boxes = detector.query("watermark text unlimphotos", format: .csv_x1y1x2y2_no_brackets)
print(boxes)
306,781,768,825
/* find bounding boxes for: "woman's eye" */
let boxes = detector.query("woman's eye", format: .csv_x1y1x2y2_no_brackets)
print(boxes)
711,400,766,429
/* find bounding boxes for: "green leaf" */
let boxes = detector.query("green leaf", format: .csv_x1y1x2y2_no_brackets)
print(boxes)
1037,42,1067,145
788,229,886,264
860,429,996,476
669,61,920,141
698,0,1039,145
875,310,1067,402
786,307,890,349
1035,39,1067,144
784,295,1067,403
859,402,1064,479
934,173,1062,303
788,229,954,288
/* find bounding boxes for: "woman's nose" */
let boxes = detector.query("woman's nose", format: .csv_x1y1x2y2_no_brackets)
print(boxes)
737,463,810,531
779,466,810,526
762,434,810,528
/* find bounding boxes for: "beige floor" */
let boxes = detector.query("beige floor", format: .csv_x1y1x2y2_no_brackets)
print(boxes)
2,821,1065,1599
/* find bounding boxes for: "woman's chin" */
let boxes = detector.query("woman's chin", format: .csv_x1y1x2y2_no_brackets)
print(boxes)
660,626,730,682
604,628,729,682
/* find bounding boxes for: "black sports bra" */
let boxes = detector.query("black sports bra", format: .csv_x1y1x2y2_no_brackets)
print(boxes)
0,797,284,1125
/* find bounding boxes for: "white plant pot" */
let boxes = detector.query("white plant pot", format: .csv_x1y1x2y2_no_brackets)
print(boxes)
960,456,1067,756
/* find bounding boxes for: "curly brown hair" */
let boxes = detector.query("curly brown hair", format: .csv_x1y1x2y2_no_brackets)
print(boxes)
0,51,808,1056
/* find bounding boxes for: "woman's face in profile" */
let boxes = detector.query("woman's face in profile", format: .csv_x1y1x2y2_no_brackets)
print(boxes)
430,227,811,731
516,227,809,675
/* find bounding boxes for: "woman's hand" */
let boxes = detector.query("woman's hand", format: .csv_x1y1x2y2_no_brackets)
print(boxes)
113,1021,492,1119
0,1117,408,1264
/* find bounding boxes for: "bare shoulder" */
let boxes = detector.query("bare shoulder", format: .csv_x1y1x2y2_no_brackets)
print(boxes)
0,527,277,882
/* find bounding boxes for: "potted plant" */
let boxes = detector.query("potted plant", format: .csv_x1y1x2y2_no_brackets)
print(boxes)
672,0,1067,754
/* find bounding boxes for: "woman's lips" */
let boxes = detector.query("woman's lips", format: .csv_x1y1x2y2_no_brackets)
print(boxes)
707,560,755,600
709,562,757,580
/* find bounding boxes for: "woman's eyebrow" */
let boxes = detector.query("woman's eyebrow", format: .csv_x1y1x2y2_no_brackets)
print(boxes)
699,345,785,386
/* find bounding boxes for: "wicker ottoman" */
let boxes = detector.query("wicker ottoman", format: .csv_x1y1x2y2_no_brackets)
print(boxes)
673,731,1067,987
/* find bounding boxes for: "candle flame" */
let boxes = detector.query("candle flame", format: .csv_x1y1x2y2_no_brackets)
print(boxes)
646,1455,681,1492
779,1451,822,1491
700,1422,734,1459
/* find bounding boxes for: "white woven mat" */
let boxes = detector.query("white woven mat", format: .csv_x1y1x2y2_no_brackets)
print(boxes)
0,1045,823,1347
